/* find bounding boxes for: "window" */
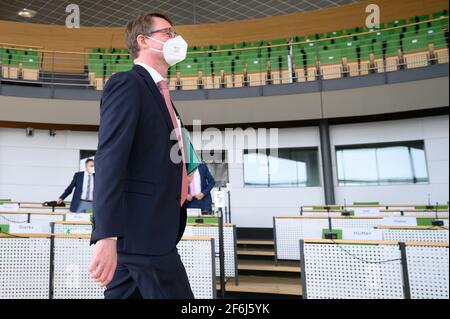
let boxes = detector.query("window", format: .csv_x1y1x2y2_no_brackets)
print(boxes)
243,148,321,187
336,141,429,186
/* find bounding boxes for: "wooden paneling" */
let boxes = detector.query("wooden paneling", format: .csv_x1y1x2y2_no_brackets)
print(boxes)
0,120,99,132
0,0,447,51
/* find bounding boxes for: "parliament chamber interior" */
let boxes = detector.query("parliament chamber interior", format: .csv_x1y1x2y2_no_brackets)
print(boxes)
0,0,449,301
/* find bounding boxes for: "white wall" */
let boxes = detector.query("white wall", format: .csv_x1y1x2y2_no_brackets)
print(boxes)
0,128,98,202
330,115,449,206
1,115,448,228
221,127,324,229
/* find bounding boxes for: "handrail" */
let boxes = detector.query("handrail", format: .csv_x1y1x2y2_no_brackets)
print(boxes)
0,233,213,241
301,209,449,213
304,239,449,247
0,42,43,49
376,226,449,230
275,216,449,219
302,204,449,207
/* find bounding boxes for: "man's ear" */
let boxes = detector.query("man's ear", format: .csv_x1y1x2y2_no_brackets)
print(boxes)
136,34,147,50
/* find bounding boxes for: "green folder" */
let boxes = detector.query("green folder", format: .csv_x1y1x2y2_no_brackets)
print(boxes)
181,128,201,175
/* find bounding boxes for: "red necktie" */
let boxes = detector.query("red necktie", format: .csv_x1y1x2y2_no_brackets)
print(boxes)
157,80,188,206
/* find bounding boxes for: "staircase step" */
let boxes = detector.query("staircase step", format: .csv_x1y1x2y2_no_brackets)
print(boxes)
237,249,275,257
219,275,302,296
237,240,274,246
238,260,300,273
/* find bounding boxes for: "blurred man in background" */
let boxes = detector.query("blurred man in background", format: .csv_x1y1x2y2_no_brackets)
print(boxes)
57,159,95,212
187,162,215,214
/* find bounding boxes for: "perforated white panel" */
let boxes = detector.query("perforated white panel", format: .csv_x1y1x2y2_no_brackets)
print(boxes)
302,212,343,217
184,225,236,278
303,243,404,299
275,218,383,260
302,212,404,217
406,246,449,299
0,238,50,299
52,237,215,299
383,229,449,243
53,238,105,299
30,214,65,233
177,239,216,299
333,219,381,229
275,218,326,260
53,223,93,235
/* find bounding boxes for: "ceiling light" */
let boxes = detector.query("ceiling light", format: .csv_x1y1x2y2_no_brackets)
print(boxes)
18,8,37,18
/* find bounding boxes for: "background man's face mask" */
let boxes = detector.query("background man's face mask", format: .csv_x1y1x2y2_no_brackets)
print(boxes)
147,35,188,66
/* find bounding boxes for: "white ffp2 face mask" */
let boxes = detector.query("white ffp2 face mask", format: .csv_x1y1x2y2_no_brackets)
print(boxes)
148,35,188,66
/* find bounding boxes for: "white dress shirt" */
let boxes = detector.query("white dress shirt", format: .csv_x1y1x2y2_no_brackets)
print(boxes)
190,169,201,196
134,62,164,84
81,171,94,201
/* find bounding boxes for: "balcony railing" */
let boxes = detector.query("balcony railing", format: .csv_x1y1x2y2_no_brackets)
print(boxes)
0,16,448,91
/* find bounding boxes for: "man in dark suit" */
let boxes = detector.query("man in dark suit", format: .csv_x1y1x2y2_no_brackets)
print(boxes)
57,159,95,212
88,13,194,299
187,163,216,214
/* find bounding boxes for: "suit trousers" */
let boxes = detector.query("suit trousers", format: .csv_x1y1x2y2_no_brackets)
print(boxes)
104,247,195,299
76,200,93,212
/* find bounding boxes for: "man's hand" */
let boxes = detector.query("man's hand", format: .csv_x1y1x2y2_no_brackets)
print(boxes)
56,198,63,205
195,192,205,200
187,194,193,202
88,238,118,287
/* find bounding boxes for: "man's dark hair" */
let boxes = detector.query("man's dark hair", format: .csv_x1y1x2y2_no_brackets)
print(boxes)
125,13,174,60
85,159,94,166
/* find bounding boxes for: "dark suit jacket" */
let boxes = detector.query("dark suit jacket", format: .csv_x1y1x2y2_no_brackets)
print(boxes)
60,171,93,212
187,163,215,213
91,64,187,256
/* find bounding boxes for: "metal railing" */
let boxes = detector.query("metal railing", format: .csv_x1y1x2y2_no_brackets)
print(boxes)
0,16,448,90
